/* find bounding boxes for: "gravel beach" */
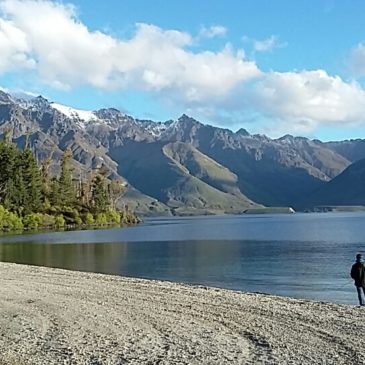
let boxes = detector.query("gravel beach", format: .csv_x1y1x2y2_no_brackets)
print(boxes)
0,262,364,365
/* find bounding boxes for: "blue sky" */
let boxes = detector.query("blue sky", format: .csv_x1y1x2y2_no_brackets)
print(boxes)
1,0,365,140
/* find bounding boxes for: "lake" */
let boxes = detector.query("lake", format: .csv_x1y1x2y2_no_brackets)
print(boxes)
0,212,364,305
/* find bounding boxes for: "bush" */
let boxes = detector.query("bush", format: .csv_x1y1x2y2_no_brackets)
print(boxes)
7,212,23,231
106,209,121,225
41,214,56,228
0,205,23,231
0,205,6,230
23,213,43,230
48,205,61,215
120,210,140,225
73,210,82,225
2,211,23,231
62,207,82,225
55,214,65,228
42,198,51,211
0,204,139,233
84,212,95,225
95,213,107,225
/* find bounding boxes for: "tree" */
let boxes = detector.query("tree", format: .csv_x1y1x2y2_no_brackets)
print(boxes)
3,127,13,144
4,168,25,214
40,150,54,198
0,141,18,205
49,177,61,208
0,142,139,232
19,148,43,214
58,148,76,207
109,179,126,209
91,174,110,213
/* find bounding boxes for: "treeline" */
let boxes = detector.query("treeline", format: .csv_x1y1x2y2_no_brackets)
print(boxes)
0,139,138,232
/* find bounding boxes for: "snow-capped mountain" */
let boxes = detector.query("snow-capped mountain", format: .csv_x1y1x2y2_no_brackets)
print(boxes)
0,89,364,215
50,103,98,126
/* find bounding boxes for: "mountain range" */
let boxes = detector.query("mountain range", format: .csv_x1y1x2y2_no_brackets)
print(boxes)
0,89,364,215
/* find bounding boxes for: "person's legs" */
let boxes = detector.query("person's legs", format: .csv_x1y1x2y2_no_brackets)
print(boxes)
356,286,364,305
362,286,365,306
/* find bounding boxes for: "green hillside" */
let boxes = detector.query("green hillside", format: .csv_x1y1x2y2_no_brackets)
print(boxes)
163,142,246,197
110,141,257,213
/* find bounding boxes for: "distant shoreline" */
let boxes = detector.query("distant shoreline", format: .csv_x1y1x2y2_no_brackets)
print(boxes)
0,262,363,364
0,220,140,238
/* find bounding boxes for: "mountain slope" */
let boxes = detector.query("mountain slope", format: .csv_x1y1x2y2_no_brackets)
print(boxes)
1,90,365,213
171,124,349,206
109,140,257,214
162,141,245,198
325,139,365,164
303,158,365,207
147,115,350,206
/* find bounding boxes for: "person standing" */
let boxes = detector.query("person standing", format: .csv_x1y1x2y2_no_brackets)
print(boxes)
351,253,365,306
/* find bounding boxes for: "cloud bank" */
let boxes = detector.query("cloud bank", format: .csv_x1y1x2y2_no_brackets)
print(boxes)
0,0,365,136
0,0,259,101
251,70,365,135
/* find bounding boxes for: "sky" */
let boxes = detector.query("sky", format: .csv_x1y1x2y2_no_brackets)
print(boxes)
1,0,365,141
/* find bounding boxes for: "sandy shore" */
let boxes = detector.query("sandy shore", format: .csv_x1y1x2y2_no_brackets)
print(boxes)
0,263,364,365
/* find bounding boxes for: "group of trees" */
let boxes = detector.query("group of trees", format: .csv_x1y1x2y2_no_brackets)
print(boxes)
0,139,138,232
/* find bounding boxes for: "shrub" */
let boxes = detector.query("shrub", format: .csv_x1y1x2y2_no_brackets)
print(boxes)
84,212,95,225
55,214,65,228
73,210,82,225
23,213,43,230
95,213,107,225
0,205,23,231
120,210,140,225
3,211,23,231
42,198,51,211
41,214,56,228
0,205,6,230
106,209,121,225
62,207,82,225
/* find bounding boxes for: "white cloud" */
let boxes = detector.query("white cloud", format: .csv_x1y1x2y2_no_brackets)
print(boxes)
0,18,35,72
0,0,259,100
199,25,227,39
349,43,365,78
250,70,365,135
253,35,280,52
1,0,365,137
243,35,286,53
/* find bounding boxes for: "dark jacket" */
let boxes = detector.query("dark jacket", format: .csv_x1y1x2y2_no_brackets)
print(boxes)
351,262,365,287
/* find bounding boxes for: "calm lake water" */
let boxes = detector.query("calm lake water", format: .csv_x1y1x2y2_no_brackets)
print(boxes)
0,212,364,305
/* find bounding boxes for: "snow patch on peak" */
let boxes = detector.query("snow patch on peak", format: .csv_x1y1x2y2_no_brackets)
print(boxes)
50,103,98,126
166,119,180,131
143,122,168,137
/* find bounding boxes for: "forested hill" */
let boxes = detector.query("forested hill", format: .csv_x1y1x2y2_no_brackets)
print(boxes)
0,138,138,232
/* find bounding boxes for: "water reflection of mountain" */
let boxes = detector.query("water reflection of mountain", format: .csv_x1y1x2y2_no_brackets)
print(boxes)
0,243,128,275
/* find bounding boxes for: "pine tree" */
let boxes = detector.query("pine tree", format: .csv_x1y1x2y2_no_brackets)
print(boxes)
19,148,43,214
49,177,61,208
0,141,138,232
0,141,17,204
0,141,23,211
58,148,76,207
91,174,110,213
40,150,54,199
5,166,26,215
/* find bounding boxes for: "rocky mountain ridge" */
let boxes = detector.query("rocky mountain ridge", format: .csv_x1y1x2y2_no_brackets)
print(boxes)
0,90,364,215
